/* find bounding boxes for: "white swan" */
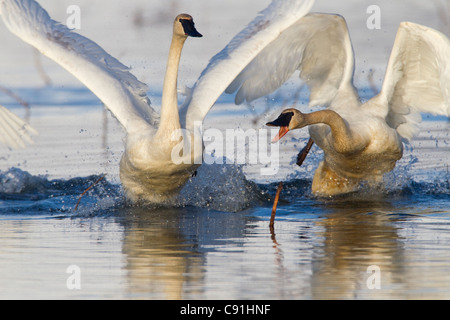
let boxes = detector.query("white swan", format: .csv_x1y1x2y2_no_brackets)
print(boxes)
0,104,37,149
264,17,449,196
0,0,315,203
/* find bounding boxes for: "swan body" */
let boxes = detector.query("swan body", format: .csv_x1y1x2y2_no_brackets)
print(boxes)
268,107,404,195
265,18,449,196
118,14,203,203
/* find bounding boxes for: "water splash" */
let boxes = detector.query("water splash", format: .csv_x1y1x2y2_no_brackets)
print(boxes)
0,161,447,216
177,163,271,212
0,168,121,215
0,165,271,215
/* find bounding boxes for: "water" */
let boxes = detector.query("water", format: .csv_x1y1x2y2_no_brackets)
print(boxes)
1,0,449,298
0,163,449,299
0,85,449,300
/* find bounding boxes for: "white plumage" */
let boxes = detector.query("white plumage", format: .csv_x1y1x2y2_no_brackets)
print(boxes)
264,16,449,196
0,0,314,203
0,104,37,148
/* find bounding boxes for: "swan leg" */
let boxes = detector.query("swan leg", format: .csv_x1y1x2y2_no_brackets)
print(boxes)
312,161,359,196
296,138,314,167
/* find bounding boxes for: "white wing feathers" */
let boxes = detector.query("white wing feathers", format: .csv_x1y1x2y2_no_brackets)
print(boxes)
226,13,355,108
3,0,447,146
0,0,158,134
0,105,37,148
181,0,315,131
376,22,450,140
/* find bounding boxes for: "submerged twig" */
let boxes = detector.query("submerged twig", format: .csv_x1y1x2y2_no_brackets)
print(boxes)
269,136,313,234
33,48,52,86
0,84,31,122
74,174,106,211
269,182,283,233
0,85,30,108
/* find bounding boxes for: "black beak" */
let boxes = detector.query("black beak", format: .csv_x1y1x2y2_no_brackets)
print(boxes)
266,111,294,127
180,18,203,37
266,111,294,143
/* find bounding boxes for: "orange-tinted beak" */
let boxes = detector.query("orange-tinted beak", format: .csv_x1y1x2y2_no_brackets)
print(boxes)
272,126,289,143
266,111,294,143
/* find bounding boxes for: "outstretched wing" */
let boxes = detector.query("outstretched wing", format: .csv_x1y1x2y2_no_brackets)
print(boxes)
180,0,316,131
374,22,450,141
226,13,356,107
0,0,159,134
0,105,37,148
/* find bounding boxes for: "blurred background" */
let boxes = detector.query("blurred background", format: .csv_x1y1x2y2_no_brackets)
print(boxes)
1,0,448,89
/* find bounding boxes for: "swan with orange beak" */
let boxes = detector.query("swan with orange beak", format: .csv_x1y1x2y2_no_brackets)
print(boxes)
266,110,295,143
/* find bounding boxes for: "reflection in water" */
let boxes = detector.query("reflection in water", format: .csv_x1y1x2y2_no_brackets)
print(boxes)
120,207,205,299
118,206,252,299
116,192,450,299
310,199,404,299
0,179,449,299
303,196,450,299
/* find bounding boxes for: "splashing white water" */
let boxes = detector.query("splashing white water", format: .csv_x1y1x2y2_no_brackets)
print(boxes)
177,162,269,212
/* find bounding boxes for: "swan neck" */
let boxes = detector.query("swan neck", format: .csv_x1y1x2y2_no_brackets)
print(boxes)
158,35,186,135
304,110,354,151
305,108,342,122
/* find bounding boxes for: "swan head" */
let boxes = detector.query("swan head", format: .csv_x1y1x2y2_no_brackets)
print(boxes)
174,14,203,38
266,108,305,142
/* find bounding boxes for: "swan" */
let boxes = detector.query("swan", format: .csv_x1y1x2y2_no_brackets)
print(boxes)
0,0,315,203
264,18,449,196
0,104,37,149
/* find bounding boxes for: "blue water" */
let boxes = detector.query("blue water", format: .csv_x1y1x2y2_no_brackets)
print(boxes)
0,165,449,299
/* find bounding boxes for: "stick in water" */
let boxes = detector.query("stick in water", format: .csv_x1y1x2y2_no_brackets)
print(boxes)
74,174,106,211
269,181,283,232
270,138,312,233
